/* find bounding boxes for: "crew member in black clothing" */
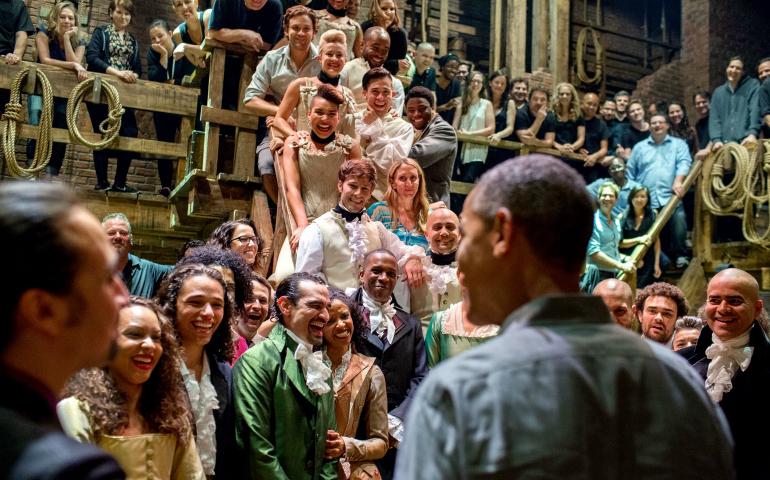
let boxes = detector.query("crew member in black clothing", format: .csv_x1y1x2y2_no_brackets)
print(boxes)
579,92,610,182
514,86,556,148
616,99,649,160
147,19,184,197
435,53,462,124
758,57,770,140
693,90,712,160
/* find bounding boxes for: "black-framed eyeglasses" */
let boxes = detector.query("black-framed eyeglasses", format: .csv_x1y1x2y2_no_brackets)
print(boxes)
231,235,260,245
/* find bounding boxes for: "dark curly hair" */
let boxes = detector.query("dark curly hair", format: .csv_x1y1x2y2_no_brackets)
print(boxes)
635,282,690,319
311,83,345,108
176,246,255,312
327,287,368,354
62,296,194,445
207,219,264,265
156,264,237,363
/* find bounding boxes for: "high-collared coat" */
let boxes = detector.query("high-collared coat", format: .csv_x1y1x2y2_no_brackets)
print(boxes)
679,321,770,479
232,323,338,480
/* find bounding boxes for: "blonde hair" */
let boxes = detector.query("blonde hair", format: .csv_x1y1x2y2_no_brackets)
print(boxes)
46,2,84,50
319,29,347,54
551,82,581,122
384,158,430,234
369,0,401,31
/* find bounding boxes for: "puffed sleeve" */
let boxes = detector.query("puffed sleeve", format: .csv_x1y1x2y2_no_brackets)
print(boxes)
56,397,97,445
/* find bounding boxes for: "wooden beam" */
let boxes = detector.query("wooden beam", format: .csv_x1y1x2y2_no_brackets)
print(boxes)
187,176,253,219
506,0,527,76
572,19,680,50
200,106,260,130
532,0,549,69
17,124,187,157
550,0,571,84
421,0,428,43
201,38,267,57
439,0,449,56
426,17,476,36
0,62,199,116
251,190,274,278
489,0,502,73
455,132,523,151
203,48,226,177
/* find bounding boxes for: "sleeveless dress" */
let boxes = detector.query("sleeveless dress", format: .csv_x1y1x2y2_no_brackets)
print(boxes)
273,134,355,283
486,103,515,170
314,11,360,61
298,77,358,136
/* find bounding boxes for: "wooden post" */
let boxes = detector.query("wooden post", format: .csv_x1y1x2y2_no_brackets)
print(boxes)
506,0,527,76
233,53,258,177
617,159,704,282
489,0,503,73
421,0,428,43
549,0,570,84
203,47,225,176
251,190,273,278
531,0,549,70
439,0,449,56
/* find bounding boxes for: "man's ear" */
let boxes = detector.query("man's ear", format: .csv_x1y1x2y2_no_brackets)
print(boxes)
632,304,638,319
491,208,514,258
338,180,344,194
277,296,292,318
14,289,71,338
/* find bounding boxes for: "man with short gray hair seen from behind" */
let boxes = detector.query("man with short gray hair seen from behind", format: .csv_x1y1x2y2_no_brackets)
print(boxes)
0,182,128,479
679,268,770,478
395,154,734,480
102,213,173,299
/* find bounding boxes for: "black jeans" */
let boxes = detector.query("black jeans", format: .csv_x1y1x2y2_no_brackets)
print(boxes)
153,112,181,189
86,103,138,187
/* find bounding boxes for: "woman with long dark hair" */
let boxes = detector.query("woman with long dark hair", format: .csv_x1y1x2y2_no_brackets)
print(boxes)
453,71,494,183
156,264,238,479
620,184,667,289
485,69,517,171
322,288,388,480
58,297,204,479
668,101,698,155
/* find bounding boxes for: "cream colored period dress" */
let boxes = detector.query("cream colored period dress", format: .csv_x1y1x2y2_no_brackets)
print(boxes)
297,77,358,137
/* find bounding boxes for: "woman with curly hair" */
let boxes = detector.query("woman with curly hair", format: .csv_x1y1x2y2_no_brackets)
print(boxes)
156,264,238,479
208,218,264,274
366,158,431,253
551,82,585,156
322,287,388,480
57,296,204,479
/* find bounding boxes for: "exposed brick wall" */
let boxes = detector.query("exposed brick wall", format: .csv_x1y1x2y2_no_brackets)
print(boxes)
632,61,684,112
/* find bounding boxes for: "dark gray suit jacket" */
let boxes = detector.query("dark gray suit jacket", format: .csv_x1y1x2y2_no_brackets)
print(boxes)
409,114,457,205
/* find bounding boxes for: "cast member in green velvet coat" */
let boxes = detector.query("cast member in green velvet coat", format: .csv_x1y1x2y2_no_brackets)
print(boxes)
233,272,340,480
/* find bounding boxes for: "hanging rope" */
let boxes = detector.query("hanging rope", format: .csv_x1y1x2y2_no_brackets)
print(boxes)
66,77,124,150
576,26,603,85
701,142,770,249
1,67,54,179
742,140,770,248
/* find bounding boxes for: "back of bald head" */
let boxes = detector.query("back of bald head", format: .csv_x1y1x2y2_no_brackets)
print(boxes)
593,279,633,305
364,26,389,43
710,268,760,303
427,208,458,228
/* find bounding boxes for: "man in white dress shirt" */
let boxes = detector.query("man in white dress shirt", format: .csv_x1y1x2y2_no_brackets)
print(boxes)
295,159,426,305
355,67,413,200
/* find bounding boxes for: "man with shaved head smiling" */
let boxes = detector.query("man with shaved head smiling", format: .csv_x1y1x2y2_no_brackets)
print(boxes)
411,208,462,333
679,268,770,478
593,278,634,329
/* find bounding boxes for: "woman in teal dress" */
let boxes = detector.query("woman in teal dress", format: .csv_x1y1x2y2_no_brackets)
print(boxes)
425,272,499,368
367,158,431,253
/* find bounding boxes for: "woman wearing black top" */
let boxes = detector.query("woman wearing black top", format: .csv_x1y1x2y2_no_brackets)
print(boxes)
85,0,142,192
620,184,667,289
485,70,516,171
435,54,463,124
360,0,408,76
551,82,585,155
668,101,698,156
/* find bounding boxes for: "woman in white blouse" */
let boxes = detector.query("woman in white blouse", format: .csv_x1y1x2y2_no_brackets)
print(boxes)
57,296,204,480
156,264,238,479
453,71,494,184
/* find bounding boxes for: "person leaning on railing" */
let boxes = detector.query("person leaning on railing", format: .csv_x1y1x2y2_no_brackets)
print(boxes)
513,86,556,148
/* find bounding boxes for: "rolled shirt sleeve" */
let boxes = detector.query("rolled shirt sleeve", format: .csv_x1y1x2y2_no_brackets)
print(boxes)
294,224,328,283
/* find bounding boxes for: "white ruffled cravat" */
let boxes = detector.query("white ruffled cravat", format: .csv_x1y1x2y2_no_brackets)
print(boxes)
425,262,457,295
180,351,218,476
362,289,397,344
286,329,331,395
344,218,369,262
705,328,753,403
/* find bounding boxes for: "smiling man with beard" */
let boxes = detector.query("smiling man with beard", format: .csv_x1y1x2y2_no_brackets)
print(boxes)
410,208,462,333
233,272,339,480
102,213,172,299
634,282,689,346
350,249,428,480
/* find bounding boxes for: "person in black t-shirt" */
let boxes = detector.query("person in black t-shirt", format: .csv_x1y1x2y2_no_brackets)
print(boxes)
579,93,610,182
0,0,34,114
758,57,770,139
514,87,555,148
693,90,712,160
435,53,462,124
511,76,529,110
552,82,585,155
616,99,649,160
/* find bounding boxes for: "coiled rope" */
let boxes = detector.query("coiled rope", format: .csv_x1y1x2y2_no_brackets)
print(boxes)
701,141,770,248
1,67,54,179
66,77,123,150
576,26,603,85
